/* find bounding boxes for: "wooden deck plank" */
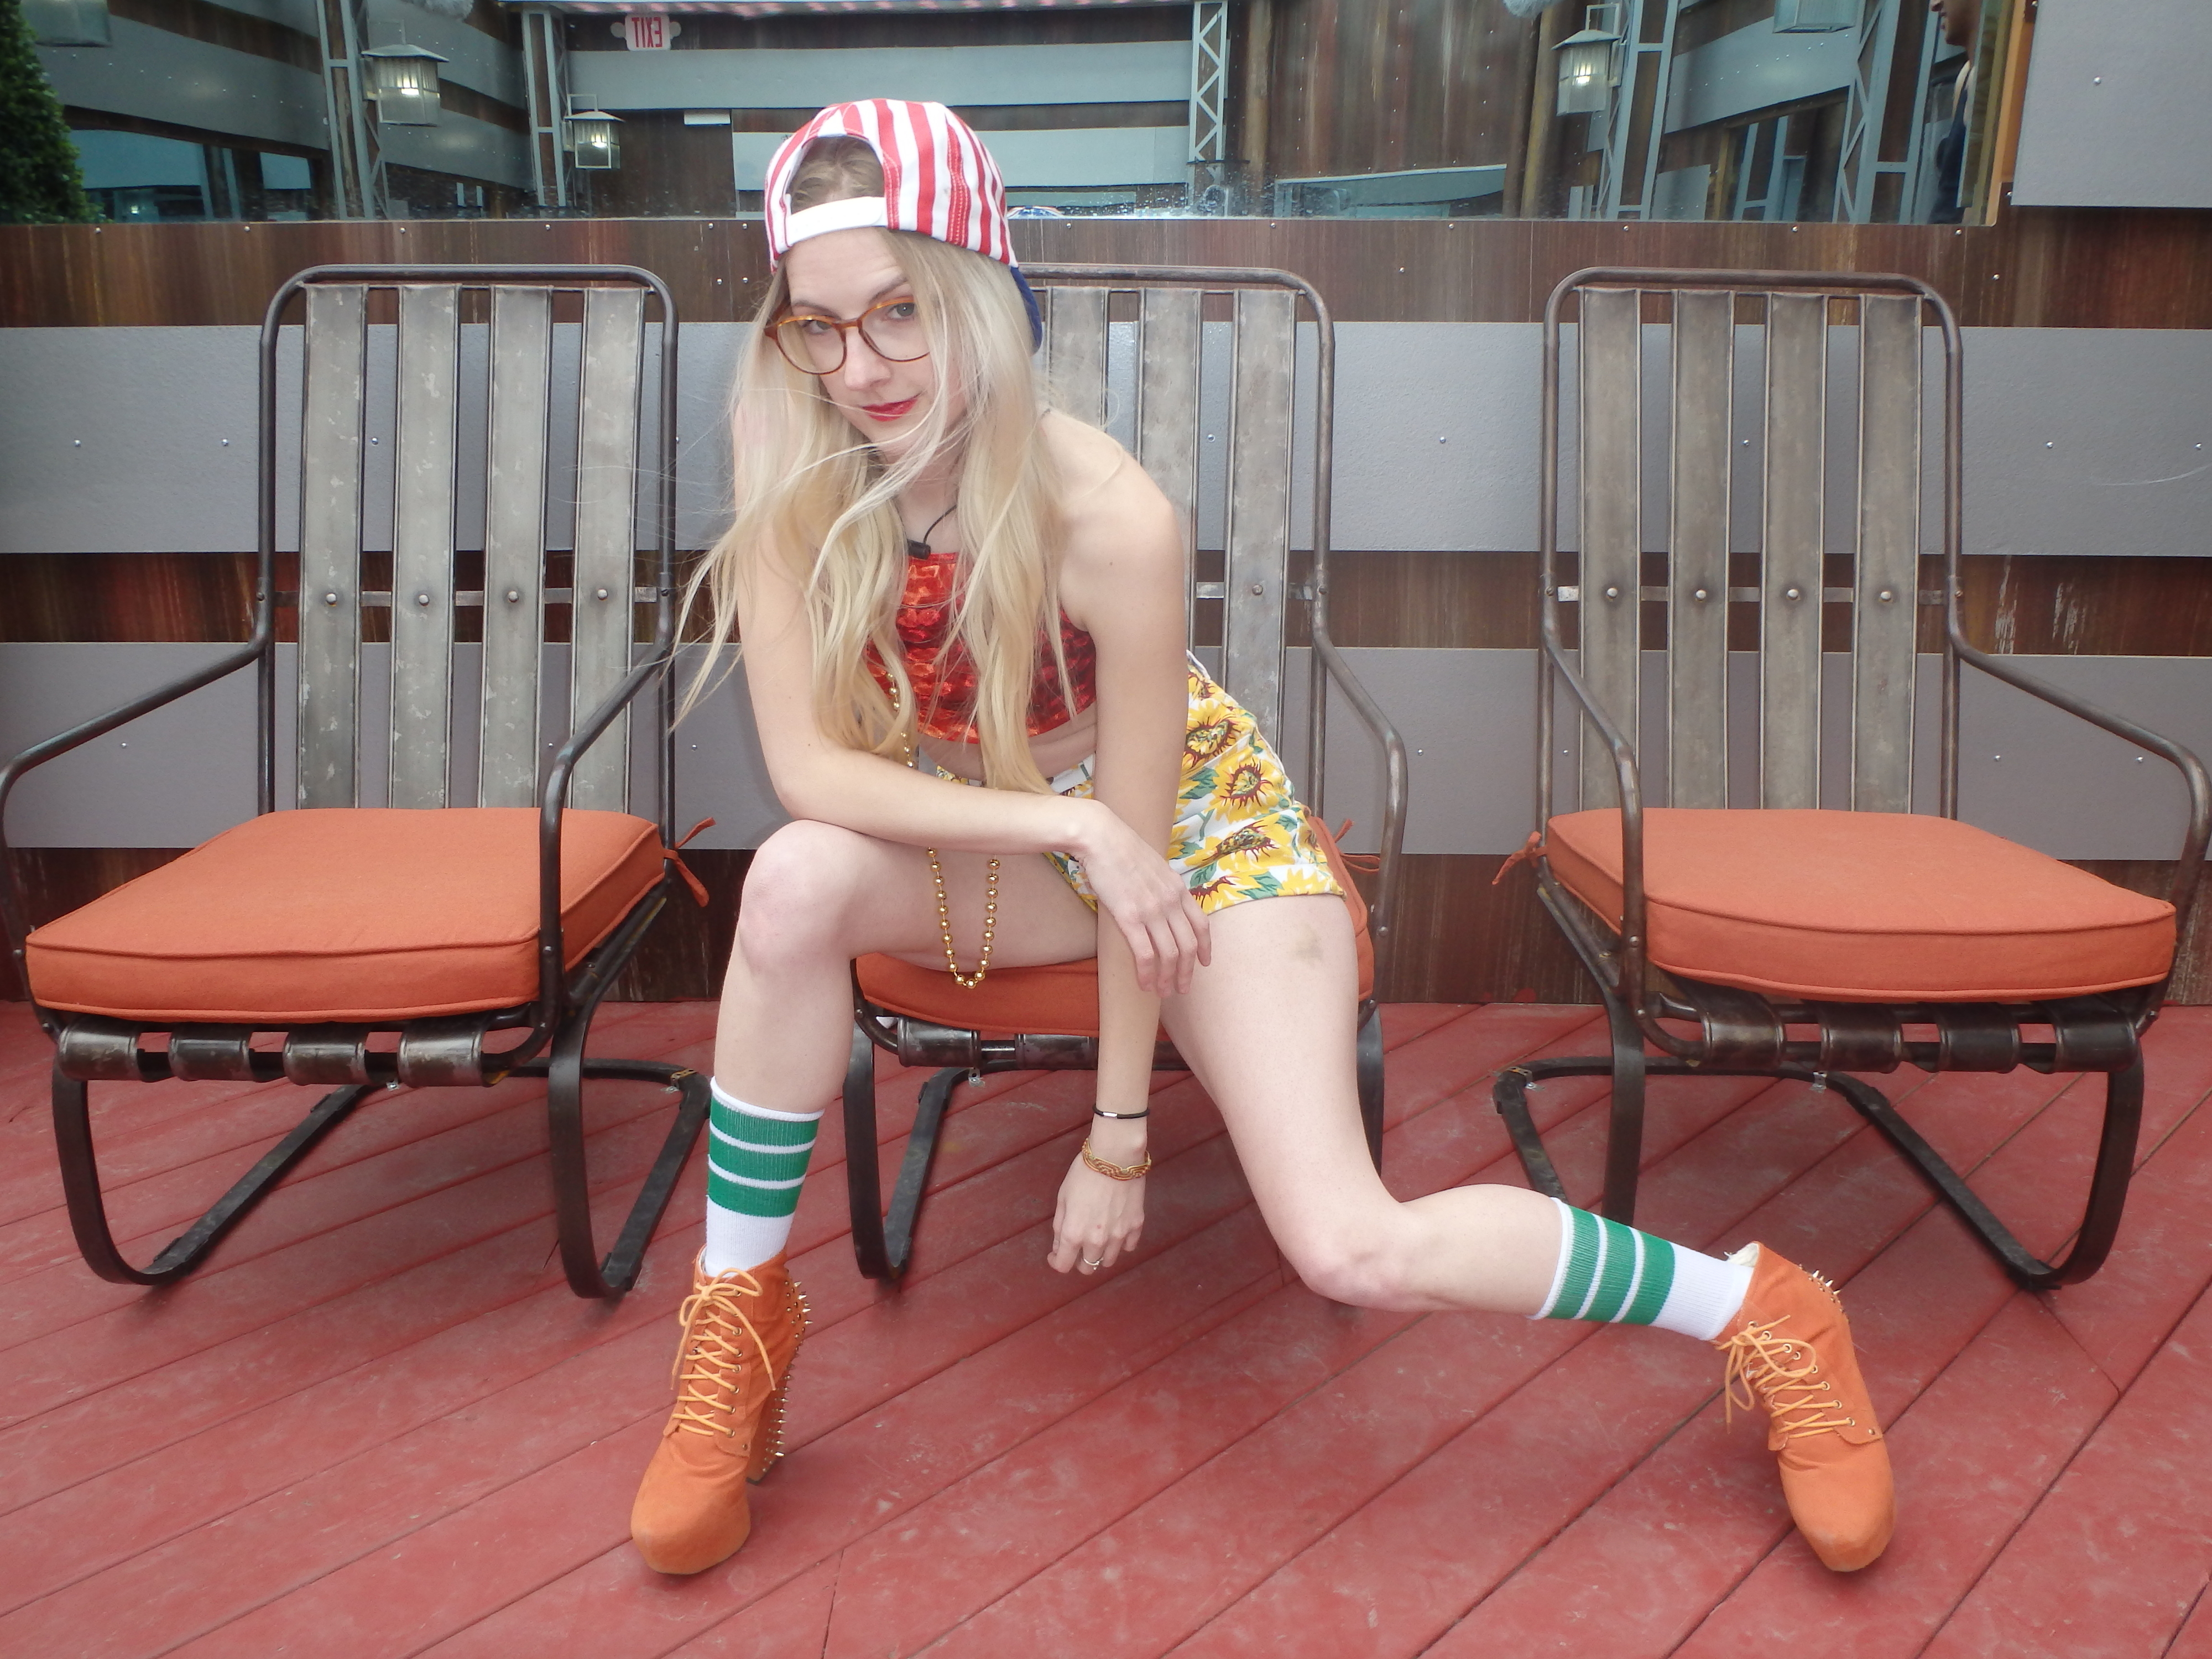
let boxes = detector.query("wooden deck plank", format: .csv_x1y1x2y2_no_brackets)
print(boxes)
770,1067,1764,1659
1918,1279,2212,1659
1404,1043,2199,1659
888,1084,1886,1655
7,1001,2208,1659
1671,1295,2117,1659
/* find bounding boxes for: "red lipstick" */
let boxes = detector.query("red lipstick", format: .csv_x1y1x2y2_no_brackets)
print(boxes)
863,397,918,422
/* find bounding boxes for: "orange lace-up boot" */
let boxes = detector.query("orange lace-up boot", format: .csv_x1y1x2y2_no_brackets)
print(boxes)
630,1252,808,1575
1713,1243,1893,1572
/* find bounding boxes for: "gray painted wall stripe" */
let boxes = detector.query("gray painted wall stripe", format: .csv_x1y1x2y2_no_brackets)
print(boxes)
2014,0,2212,211
4,323,2206,560
7,641,2207,864
568,41,1191,113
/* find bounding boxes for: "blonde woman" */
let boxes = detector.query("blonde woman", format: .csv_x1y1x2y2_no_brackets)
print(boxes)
629,100,1897,1579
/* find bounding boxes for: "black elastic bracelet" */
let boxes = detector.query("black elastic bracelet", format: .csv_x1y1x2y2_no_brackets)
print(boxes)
1092,1105,1151,1120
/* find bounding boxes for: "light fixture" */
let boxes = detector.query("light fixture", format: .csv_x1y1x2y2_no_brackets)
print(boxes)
1554,4,1623,117
566,107,624,170
23,0,110,46
362,43,449,126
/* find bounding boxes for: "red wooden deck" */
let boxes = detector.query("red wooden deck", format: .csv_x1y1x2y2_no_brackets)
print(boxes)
2,998,2209,1658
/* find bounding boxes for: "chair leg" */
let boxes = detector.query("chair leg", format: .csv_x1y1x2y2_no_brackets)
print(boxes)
1829,1058,2143,1291
53,1064,375,1287
844,1024,963,1284
1490,985,1649,1223
518,1008,711,1301
1355,1003,1386,1173
1597,992,1648,1225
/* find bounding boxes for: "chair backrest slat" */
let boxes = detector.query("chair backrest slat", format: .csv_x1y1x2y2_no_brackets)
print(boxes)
1577,285,1644,811
478,286,553,809
1221,286,1295,746
387,285,461,809
1666,290,1734,810
297,284,368,808
1042,285,1109,429
1759,292,1828,808
1851,294,1923,812
1134,286,1203,619
567,285,645,812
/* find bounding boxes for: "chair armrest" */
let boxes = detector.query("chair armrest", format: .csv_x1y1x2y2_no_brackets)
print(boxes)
1538,633,1681,1039
1307,626,1408,955
0,638,270,1003
533,646,674,1017
1955,640,2211,930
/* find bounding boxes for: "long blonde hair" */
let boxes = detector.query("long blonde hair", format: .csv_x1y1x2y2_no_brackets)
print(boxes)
682,139,1067,792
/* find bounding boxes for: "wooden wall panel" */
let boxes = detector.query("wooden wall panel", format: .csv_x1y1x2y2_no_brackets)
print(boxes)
1260,0,1540,183
6,208,2209,1004
7,209,2211,328
16,551,2212,657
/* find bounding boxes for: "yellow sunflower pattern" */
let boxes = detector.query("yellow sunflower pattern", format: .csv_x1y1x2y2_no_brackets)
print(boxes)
1042,662,1343,915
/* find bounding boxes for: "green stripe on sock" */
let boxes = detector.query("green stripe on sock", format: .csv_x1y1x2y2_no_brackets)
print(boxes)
1619,1234,1676,1325
709,1100,818,1147
708,1165,804,1217
1546,1206,1602,1319
709,1140,812,1183
1582,1217,1641,1322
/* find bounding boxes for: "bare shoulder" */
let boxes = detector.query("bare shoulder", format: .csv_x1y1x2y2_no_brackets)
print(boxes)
1042,413,1181,615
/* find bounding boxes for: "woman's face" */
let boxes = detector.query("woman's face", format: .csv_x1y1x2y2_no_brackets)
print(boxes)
780,228,961,458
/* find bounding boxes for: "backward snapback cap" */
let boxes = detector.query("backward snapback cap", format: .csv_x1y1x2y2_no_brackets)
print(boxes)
762,98,1041,345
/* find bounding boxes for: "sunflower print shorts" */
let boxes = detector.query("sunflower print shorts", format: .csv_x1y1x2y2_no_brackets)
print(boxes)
1042,661,1344,915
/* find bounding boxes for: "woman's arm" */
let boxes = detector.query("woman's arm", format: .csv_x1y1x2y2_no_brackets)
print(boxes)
1045,422,1202,1274
734,484,1202,994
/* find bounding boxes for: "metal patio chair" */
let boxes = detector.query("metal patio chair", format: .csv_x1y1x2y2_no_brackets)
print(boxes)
1492,268,2209,1290
841,265,1408,1281
0,264,707,1300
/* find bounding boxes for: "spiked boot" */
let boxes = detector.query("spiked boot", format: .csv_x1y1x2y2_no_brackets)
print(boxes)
1713,1243,1894,1572
630,1252,808,1575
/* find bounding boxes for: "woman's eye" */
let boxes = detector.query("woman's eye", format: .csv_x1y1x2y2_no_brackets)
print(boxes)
884,302,917,321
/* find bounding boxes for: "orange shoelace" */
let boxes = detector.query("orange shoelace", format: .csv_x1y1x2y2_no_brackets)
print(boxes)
1718,1315,1857,1441
666,1270,779,1439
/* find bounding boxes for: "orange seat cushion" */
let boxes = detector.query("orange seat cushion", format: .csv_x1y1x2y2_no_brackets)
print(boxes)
26,808,666,1024
858,815,1376,1037
1544,807,2174,1003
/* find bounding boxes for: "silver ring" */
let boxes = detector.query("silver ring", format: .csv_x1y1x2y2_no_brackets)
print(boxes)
1082,1256,1104,1269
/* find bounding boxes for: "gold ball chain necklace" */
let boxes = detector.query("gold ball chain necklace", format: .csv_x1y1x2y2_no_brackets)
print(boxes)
901,504,999,989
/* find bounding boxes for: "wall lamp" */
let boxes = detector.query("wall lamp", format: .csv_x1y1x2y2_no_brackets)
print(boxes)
362,43,450,126
1555,3,1624,117
566,106,624,170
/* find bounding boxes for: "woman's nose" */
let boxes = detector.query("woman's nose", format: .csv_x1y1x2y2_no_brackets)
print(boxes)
841,334,890,392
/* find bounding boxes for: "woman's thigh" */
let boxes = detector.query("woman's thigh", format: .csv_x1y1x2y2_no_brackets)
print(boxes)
1159,894,1392,1237
740,821,1102,971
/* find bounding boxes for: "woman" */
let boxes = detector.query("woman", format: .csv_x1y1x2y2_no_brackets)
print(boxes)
628,100,1895,1579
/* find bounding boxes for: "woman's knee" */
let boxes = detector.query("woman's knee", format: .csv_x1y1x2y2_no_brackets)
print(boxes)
1280,1214,1415,1309
734,820,880,967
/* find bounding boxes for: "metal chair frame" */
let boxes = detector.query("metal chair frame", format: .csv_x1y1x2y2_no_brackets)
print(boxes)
0,264,706,1300
842,264,1409,1281
1493,267,2211,1290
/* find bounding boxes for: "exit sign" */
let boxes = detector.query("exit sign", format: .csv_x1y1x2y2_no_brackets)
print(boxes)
623,14,672,49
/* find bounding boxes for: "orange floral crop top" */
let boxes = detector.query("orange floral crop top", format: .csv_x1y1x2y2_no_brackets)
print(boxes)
867,542,1098,741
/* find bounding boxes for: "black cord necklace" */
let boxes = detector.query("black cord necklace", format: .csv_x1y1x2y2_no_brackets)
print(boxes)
905,504,956,560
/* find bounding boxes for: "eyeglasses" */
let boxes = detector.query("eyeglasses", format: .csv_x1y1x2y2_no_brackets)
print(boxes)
770,298,930,375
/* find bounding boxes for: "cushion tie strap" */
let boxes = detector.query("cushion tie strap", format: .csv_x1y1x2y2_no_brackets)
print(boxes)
1491,830,1544,888
663,817,716,909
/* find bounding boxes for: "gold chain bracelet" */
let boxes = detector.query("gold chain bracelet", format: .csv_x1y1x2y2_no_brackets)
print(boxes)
1081,1139,1152,1181
928,848,999,987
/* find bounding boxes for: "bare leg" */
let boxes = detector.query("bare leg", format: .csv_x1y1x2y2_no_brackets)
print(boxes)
1160,895,1562,1314
713,820,1099,1110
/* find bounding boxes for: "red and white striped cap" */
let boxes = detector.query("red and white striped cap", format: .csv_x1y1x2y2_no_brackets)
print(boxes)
764,100,1015,269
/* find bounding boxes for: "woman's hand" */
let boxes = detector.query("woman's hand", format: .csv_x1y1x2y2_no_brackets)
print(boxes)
1073,802,1211,996
1048,1150,1146,1275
